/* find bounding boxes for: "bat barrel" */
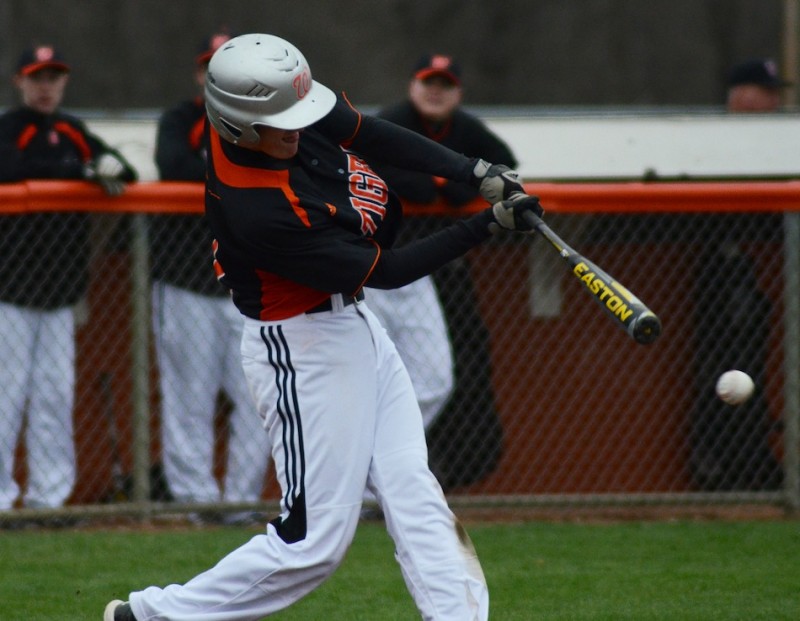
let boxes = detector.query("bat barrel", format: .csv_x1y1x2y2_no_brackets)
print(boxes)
629,310,662,345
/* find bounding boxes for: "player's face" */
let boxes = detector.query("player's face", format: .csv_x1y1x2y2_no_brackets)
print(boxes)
727,84,782,113
253,125,302,159
409,75,462,122
15,68,69,115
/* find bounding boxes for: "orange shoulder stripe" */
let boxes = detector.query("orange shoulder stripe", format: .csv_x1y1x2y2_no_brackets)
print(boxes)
209,128,311,228
16,124,38,150
53,121,93,162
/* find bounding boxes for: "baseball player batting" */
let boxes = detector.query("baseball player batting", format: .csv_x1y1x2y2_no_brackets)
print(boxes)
105,33,540,621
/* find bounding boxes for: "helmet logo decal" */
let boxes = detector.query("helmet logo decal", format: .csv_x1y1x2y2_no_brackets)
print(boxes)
293,68,311,100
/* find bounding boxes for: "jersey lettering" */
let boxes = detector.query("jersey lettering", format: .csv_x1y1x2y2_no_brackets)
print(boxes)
345,153,387,235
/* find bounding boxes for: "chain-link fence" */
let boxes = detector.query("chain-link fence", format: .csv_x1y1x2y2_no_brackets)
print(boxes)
1,181,798,525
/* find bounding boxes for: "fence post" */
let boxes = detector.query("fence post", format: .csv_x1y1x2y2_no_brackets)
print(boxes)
130,213,152,504
782,211,800,511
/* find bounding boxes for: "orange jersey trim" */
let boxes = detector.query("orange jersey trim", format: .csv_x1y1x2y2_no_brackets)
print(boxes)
339,92,362,148
255,269,330,320
53,121,93,162
189,117,205,150
16,124,38,150
354,238,381,294
209,128,311,228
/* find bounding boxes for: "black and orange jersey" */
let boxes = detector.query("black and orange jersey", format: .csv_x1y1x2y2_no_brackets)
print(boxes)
205,94,494,321
0,106,137,308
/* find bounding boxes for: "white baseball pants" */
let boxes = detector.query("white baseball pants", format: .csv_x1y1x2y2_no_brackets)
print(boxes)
152,283,268,504
366,276,454,429
130,298,488,620
0,302,76,509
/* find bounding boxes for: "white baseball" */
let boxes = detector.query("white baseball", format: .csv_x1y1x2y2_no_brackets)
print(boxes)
715,370,754,405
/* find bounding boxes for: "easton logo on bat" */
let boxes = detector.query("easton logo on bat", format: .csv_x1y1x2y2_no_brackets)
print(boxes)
573,261,635,323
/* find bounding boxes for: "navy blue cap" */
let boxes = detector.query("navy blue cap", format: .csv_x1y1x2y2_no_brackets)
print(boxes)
727,58,790,88
16,45,70,76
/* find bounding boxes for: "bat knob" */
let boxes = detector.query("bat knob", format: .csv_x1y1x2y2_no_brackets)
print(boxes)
631,311,662,345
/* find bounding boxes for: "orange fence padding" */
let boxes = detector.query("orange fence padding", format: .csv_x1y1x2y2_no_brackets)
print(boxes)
2,179,800,215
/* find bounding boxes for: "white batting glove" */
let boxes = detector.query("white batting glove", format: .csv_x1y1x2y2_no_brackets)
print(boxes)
85,153,127,196
472,159,525,204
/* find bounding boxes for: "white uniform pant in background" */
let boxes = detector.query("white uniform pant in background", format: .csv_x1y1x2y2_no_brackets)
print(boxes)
366,277,454,429
0,302,75,509
152,283,268,504
130,299,488,621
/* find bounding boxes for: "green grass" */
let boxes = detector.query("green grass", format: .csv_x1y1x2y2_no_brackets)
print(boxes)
1,520,798,620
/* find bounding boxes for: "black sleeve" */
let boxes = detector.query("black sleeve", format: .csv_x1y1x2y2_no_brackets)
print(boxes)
370,165,439,203
155,108,206,181
366,209,494,288
315,96,477,184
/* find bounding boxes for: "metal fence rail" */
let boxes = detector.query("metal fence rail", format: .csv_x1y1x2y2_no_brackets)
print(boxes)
0,181,798,525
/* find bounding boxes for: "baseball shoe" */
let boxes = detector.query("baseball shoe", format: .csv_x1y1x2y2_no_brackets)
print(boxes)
103,600,137,621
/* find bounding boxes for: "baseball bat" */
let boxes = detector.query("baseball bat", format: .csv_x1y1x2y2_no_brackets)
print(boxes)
522,210,662,345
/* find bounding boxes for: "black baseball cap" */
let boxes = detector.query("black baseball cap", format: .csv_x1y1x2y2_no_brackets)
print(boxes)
16,44,70,76
727,58,791,88
413,54,461,85
195,32,232,65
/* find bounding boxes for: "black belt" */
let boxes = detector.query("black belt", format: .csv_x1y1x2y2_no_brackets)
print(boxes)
306,291,364,314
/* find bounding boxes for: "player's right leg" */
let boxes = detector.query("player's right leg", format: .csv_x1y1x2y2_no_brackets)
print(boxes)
127,305,376,619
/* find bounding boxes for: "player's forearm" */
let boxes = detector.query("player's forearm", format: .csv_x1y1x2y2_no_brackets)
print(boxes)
365,210,493,289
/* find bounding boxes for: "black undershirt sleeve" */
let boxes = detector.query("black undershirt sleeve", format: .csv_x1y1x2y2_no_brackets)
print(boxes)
365,209,495,289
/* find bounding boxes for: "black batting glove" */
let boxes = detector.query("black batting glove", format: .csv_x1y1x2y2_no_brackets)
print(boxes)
471,159,525,204
488,194,544,233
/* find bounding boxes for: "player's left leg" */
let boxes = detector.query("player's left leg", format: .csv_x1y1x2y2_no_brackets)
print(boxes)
366,278,454,428
361,304,489,621
25,307,76,508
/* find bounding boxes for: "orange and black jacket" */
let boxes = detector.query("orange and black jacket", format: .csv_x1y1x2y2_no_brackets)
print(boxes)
152,96,227,296
205,94,495,321
0,106,137,308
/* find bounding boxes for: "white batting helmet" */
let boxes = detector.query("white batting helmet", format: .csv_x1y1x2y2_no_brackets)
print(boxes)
204,33,336,145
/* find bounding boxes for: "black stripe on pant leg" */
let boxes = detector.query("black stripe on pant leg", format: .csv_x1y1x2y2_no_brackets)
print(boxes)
262,325,307,543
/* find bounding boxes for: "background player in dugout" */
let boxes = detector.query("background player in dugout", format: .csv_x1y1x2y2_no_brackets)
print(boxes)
689,58,788,491
368,54,515,490
0,44,136,512
104,33,542,621
151,32,269,520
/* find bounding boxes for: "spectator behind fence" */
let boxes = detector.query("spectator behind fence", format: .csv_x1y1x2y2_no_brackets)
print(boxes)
151,32,269,523
689,58,789,491
0,44,136,512
103,32,544,621
726,58,788,112
367,54,513,490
